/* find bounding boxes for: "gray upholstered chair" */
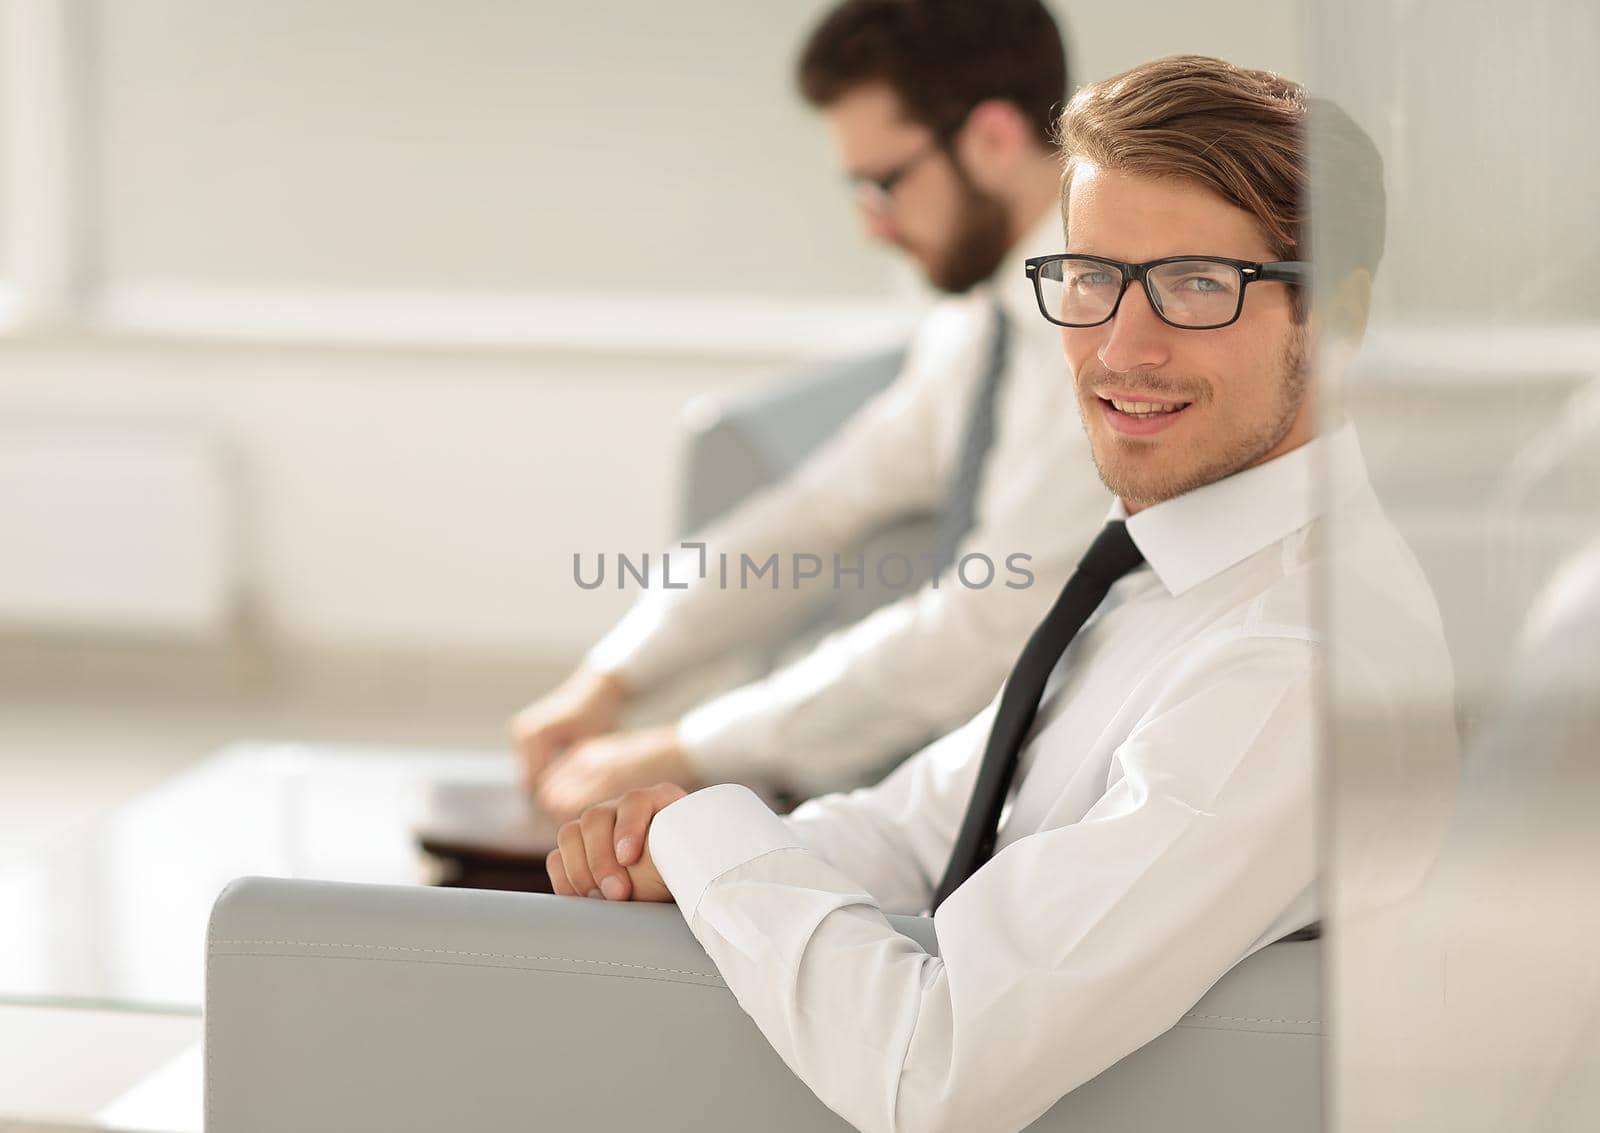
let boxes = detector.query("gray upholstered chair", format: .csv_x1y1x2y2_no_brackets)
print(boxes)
679,348,907,533
206,877,1321,1132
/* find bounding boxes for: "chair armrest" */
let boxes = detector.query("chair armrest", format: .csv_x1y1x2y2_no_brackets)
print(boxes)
206,877,859,1132
207,877,1321,1132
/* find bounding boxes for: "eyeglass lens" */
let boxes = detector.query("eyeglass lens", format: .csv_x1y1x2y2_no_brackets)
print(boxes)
850,140,940,215
1037,258,1245,328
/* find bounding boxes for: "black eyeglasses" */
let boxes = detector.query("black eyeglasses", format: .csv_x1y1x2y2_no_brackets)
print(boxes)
847,137,948,215
1024,254,1308,330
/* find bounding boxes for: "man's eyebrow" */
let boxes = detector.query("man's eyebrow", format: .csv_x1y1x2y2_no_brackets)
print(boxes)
843,156,904,181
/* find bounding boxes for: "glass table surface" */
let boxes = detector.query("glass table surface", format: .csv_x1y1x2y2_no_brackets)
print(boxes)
0,741,519,1015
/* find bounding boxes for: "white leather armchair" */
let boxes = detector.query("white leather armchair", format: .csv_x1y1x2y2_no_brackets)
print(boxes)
205,877,1322,1132
204,358,1325,1129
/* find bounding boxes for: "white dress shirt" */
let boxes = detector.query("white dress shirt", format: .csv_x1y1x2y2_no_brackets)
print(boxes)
649,424,1457,1133
586,208,1108,795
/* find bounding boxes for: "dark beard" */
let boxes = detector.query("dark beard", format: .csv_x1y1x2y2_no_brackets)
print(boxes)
925,165,1013,294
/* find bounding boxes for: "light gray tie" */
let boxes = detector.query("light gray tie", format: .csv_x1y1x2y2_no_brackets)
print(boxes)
931,302,1010,575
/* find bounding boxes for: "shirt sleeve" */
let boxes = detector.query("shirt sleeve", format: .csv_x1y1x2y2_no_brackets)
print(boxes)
584,320,954,695
773,703,996,914
672,335,1106,793
648,636,1319,1133
677,504,1080,793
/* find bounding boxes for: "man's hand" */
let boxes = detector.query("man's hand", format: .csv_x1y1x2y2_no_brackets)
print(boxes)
546,783,689,902
506,667,630,790
535,725,701,822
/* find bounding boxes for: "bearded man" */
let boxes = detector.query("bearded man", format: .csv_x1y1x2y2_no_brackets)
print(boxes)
514,0,1109,822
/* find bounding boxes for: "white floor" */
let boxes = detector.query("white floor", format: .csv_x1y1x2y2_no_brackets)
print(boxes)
0,642,559,849
0,1007,200,1131
0,642,564,1131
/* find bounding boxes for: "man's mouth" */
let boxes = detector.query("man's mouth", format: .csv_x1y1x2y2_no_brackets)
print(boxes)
1105,397,1188,417
1096,392,1194,435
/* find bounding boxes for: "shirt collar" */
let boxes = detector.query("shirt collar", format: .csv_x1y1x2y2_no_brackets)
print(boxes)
1116,421,1371,597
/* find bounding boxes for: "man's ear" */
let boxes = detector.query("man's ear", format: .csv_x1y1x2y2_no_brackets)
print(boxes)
956,99,1030,186
1325,269,1373,346
1310,270,1373,384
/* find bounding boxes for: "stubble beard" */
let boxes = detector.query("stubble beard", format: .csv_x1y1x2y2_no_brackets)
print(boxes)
1083,327,1311,509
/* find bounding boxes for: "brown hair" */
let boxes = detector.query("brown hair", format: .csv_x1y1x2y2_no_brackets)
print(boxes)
797,0,1069,148
1057,55,1386,289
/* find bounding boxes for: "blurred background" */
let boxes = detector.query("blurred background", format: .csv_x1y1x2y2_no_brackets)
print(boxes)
0,0,1300,851
0,0,1595,1130
1314,4,1600,1131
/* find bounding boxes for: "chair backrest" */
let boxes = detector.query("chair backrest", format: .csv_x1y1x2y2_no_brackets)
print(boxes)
678,349,944,665
206,878,1324,1133
679,349,905,532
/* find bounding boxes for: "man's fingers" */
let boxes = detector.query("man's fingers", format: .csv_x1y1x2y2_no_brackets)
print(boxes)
613,790,656,866
579,807,631,901
555,819,600,898
536,759,588,823
510,719,561,788
615,783,683,865
532,754,565,805
518,744,551,790
546,848,576,897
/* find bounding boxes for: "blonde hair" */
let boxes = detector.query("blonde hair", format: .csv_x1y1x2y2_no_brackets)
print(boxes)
1057,55,1309,263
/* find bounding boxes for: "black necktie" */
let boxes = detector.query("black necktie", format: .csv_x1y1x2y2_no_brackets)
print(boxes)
930,304,1009,575
931,521,1146,910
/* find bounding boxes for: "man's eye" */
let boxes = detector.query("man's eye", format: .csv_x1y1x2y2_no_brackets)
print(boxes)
1069,271,1117,289
1176,275,1232,294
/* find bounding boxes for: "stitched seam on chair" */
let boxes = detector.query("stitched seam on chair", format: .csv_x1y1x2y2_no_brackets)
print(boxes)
1172,1021,1322,1038
211,949,728,990
210,939,715,979
1179,1013,1322,1025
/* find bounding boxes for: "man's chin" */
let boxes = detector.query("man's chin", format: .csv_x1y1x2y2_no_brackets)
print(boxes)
1089,442,1192,510
921,258,979,295
896,246,959,293
914,243,1008,295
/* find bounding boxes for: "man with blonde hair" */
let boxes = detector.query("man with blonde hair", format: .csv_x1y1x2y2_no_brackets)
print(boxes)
549,55,1455,1132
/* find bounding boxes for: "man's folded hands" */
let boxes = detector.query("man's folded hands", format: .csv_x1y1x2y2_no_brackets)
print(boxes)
545,781,688,903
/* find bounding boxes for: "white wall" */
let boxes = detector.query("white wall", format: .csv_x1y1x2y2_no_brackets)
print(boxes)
90,0,891,299
0,0,1308,666
1064,0,1303,82
0,0,9,277
0,340,781,657
85,0,1304,300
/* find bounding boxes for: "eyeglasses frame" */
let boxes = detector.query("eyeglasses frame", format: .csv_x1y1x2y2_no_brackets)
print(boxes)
1023,253,1309,330
847,120,963,215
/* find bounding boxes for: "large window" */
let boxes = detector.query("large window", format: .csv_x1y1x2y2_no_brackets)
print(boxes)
1318,3,1600,1130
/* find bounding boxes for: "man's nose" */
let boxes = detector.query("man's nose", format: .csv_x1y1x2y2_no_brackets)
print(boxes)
1097,282,1173,373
